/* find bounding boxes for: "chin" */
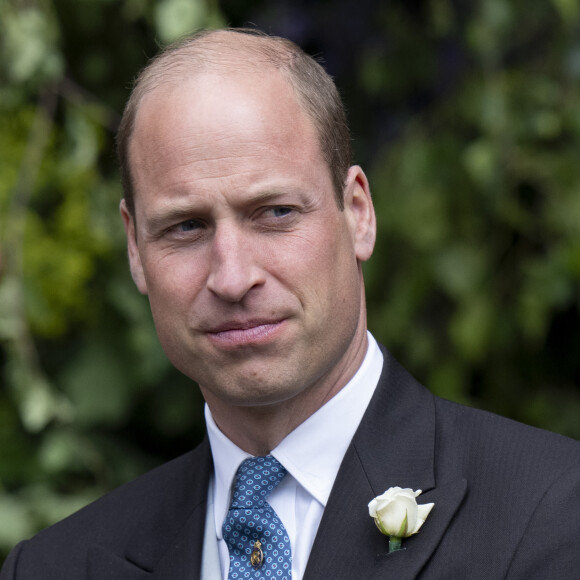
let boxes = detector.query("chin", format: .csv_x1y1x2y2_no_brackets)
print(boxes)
207,373,306,407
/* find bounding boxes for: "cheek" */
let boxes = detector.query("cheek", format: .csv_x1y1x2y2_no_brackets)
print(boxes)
310,225,358,283
142,251,207,308
275,226,359,307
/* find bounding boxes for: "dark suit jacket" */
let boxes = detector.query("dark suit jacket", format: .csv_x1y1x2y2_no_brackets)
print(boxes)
2,347,580,579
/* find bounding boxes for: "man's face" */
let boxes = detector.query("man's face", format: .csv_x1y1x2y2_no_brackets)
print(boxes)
122,69,375,417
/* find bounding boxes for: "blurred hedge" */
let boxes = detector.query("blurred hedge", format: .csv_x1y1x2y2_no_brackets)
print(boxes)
1,0,580,559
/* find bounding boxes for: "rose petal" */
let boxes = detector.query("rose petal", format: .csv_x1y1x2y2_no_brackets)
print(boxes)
409,502,435,534
369,487,434,538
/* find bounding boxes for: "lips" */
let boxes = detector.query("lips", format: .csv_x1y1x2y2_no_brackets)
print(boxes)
206,319,286,347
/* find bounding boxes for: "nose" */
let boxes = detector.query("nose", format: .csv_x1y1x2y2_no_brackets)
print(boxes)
206,224,265,303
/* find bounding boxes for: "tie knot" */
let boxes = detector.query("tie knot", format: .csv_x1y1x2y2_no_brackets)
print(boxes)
231,455,287,509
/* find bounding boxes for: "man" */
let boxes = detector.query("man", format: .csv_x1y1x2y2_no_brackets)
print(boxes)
2,28,580,579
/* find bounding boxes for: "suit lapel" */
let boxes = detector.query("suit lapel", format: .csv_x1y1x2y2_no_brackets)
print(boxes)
87,507,210,580
88,439,212,580
88,545,151,580
304,348,467,579
303,444,389,579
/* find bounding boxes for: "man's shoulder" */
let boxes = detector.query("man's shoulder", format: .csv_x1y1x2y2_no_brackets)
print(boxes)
428,385,580,525
1,440,211,578
45,439,211,533
434,393,580,466
372,345,580,493
429,394,580,576
356,349,580,577
379,344,580,467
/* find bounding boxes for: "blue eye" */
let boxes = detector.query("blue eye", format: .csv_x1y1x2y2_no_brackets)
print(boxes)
271,207,293,217
178,219,202,232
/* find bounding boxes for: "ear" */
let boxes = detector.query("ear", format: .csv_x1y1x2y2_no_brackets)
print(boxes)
342,165,376,262
120,199,148,295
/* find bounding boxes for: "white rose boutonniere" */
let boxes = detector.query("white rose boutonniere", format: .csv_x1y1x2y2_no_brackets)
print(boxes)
368,487,434,553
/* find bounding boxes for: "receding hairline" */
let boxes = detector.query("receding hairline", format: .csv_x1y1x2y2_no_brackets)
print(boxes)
126,37,329,187
118,28,352,214
130,51,307,147
139,29,306,90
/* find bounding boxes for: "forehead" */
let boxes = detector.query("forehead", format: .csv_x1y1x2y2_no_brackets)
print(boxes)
136,67,314,138
128,69,331,210
133,69,320,165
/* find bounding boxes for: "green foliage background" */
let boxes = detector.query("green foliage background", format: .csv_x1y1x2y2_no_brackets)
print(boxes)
1,0,580,559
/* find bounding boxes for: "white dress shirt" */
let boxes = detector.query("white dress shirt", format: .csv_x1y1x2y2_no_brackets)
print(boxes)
205,331,384,580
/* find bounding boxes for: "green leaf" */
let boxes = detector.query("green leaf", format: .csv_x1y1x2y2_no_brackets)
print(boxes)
154,0,207,43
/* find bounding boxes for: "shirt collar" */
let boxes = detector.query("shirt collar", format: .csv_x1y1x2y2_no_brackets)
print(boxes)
206,331,384,537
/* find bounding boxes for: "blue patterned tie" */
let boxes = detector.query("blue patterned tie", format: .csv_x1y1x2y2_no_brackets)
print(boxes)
222,455,292,579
